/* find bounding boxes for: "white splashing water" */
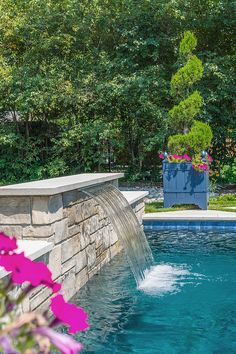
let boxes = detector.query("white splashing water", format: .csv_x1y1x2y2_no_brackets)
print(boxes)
138,264,203,296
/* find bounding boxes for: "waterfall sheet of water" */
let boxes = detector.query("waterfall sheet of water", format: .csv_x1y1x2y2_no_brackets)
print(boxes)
82,184,154,285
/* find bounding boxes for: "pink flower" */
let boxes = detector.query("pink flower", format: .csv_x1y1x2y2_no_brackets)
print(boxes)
0,232,17,253
0,253,61,293
159,153,164,159
50,294,89,334
34,327,83,354
192,164,195,168
173,154,183,160
208,155,213,162
183,153,191,161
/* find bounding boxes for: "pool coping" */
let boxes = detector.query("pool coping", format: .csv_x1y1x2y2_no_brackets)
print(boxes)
143,210,236,221
0,173,124,196
143,210,236,231
121,191,149,205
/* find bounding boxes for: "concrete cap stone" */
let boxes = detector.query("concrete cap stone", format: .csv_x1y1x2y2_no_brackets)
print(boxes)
0,173,124,196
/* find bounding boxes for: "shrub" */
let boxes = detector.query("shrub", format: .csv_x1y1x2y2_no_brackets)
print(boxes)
168,91,203,131
170,56,204,97
167,31,213,155
168,120,213,155
220,158,236,184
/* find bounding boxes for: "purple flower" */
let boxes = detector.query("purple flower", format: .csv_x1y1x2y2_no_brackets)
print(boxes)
159,153,164,159
0,335,19,354
34,327,83,354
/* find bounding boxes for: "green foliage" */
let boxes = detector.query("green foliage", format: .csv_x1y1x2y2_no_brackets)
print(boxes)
170,56,203,97
179,31,197,57
214,194,236,203
168,90,202,131
168,30,213,155
145,194,236,213
0,1,235,183
168,120,213,154
169,31,204,131
220,159,236,184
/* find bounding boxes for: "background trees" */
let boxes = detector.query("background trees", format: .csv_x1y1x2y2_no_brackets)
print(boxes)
0,0,235,184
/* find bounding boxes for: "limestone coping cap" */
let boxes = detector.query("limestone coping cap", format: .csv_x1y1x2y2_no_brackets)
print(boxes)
121,191,149,205
0,173,124,196
143,209,236,221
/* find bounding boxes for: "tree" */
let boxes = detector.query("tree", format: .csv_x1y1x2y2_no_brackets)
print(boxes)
0,1,235,184
168,31,213,155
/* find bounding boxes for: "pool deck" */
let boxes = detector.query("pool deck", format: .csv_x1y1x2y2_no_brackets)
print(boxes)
143,210,236,221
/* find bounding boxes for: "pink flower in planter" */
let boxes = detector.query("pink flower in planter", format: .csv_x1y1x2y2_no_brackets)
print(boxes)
0,253,61,293
183,153,191,161
159,153,164,159
34,327,83,354
192,164,195,168
173,154,183,160
50,294,89,334
202,163,209,170
208,155,213,162
0,232,17,253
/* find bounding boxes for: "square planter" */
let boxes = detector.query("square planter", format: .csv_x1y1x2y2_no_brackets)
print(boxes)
163,161,209,210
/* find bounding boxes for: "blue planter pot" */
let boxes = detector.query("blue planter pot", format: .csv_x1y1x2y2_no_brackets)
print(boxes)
163,161,209,210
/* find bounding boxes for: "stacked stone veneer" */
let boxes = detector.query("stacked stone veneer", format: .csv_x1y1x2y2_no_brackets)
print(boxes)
0,184,145,313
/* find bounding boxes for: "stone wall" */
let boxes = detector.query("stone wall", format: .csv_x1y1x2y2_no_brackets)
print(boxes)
0,184,145,313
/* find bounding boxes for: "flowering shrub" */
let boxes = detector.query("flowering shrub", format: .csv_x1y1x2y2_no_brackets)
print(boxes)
159,152,213,173
0,232,89,354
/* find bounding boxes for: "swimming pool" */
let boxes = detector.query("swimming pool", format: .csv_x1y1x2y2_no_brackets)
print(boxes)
72,229,236,353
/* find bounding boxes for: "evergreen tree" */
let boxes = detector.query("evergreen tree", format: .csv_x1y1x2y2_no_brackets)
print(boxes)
168,31,212,155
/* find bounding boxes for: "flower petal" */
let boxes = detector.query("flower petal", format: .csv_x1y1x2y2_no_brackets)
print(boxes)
0,232,17,253
0,335,19,354
35,327,83,354
0,253,61,292
50,294,89,334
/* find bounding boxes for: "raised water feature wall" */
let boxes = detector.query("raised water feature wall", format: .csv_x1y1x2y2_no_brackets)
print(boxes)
0,174,148,312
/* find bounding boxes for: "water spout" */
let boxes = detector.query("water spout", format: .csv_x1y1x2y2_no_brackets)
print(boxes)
82,184,153,285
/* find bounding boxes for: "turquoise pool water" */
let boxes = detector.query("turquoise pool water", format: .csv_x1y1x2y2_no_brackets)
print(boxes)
73,230,236,354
